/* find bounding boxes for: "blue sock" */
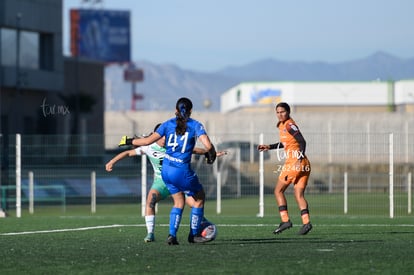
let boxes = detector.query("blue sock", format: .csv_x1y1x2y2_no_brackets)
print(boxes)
169,207,183,237
190,207,204,236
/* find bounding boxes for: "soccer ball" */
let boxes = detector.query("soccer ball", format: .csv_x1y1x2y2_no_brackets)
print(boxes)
199,221,217,241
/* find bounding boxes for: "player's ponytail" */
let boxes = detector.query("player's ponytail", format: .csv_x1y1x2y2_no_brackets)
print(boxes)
175,97,193,135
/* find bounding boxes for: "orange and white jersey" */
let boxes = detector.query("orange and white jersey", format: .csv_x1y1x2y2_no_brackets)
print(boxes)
278,118,306,164
277,117,310,186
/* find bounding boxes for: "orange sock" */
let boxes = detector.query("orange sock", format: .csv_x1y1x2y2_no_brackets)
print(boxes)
300,209,310,224
279,205,289,222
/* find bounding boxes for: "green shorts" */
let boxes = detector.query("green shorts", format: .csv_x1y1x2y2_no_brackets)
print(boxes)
151,178,170,199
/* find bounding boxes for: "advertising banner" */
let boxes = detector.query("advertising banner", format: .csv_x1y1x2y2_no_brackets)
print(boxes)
70,9,131,63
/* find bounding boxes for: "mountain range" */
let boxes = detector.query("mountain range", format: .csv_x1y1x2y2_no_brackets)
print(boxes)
105,51,414,111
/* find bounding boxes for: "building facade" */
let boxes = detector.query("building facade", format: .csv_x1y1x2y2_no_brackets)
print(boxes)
0,0,105,138
0,0,64,135
0,0,106,212
220,81,414,113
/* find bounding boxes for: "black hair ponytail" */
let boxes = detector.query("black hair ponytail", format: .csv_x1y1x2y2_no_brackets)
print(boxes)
175,97,193,135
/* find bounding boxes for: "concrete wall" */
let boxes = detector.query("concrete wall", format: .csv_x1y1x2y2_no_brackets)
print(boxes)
105,108,414,153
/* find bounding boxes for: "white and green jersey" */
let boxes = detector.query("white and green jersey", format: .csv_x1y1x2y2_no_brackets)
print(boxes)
135,143,165,180
135,143,170,199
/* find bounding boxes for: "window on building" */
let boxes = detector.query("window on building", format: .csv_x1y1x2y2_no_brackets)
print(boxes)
20,31,39,69
39,33,54,70
1,28,16,66
1,27,39,69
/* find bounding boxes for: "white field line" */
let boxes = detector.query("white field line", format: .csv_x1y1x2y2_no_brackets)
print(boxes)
1,223,413,236
0,224,139,236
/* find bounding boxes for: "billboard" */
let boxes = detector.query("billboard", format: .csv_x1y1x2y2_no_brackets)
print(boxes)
70,9,130,63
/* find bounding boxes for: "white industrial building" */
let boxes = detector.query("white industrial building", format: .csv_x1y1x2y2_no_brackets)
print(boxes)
220,80,414,113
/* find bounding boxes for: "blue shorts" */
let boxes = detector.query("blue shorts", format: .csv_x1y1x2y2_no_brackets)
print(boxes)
161,164,203,196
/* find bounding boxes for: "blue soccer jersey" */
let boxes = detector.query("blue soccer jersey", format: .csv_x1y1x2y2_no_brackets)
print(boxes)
156,117,207,195
156,117,206,167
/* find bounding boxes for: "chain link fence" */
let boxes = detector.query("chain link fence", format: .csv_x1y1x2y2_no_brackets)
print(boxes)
1,130,413,217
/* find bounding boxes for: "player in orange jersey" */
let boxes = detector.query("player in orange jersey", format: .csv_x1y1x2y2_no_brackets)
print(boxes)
257,102,312,235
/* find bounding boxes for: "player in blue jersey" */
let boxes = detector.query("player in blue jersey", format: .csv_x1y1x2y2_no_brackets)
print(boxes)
119,97,217,245
112,121,224,243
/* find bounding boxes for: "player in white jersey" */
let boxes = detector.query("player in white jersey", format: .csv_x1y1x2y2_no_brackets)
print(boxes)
106,124,168,242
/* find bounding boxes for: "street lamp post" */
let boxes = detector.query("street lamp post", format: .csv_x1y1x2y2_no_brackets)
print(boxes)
16,13,21,93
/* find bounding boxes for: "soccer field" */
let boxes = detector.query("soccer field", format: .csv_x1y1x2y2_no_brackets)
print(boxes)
1,201,414,275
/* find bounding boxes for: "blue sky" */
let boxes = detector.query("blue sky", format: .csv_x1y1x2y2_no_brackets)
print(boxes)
63,0,414,72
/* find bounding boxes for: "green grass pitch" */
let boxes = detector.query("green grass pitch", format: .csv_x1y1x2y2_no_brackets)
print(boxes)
1,197,413,274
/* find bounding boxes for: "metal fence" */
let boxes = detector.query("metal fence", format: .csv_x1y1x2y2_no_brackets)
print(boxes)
0,130,413,217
